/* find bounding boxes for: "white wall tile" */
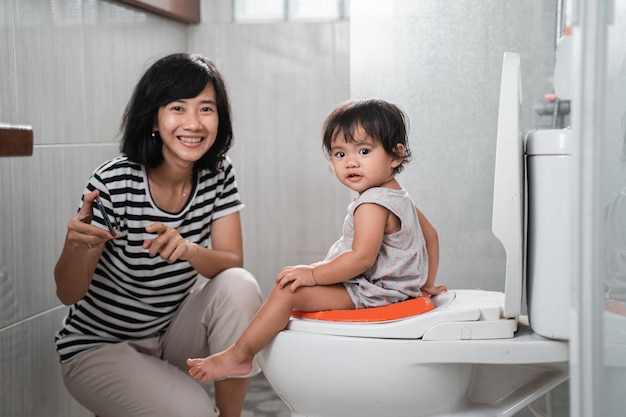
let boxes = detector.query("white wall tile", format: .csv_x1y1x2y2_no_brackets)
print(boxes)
0,143,119,328
0,307,92,417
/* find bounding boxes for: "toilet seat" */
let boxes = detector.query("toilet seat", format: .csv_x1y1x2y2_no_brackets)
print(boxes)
291,294,435,322
287,290,518,340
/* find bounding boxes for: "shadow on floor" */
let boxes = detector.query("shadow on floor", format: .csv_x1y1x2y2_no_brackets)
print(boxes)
207,372,569,417
204,372,291,417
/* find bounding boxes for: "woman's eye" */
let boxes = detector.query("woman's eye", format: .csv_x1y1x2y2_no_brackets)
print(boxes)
171,106,183,112
201,106,214,112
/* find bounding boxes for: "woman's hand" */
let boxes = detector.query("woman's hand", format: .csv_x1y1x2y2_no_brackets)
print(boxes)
275,265,317,292
143,222,196,263
66,189,117,250
55,189,118,305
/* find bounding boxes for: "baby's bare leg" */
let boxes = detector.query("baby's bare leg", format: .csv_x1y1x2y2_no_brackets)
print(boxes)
187,283,353,382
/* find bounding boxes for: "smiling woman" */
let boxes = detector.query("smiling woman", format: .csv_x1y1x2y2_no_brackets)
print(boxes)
53,52,262,417
115,0,201,24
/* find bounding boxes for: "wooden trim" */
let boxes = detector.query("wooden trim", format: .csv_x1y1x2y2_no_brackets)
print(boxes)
115,0,201,24
0,124,33,157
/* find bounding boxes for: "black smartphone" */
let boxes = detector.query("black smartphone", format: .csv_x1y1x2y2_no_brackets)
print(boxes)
94,196,116,236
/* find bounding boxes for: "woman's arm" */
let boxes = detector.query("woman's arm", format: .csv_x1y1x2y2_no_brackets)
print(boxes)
144,211,244,279
54,189,116,305
188,211,244,277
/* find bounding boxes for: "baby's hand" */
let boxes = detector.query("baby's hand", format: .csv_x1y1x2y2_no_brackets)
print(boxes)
275,265,317,292
421,284,448,297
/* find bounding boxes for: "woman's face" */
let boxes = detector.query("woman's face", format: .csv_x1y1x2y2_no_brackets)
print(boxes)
155,82,219,167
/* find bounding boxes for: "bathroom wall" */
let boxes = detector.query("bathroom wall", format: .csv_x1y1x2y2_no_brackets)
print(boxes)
187,9,351,297
350,0,558,292
0,0,349,415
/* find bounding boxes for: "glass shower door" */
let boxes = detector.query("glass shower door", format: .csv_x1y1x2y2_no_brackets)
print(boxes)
570,0,626,415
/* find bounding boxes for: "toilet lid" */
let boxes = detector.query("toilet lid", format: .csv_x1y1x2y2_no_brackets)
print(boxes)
493,52,524,319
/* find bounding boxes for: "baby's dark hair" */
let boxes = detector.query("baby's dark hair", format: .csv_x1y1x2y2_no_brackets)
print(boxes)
322,98,411,173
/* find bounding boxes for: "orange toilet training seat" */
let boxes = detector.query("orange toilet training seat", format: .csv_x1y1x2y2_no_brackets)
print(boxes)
291,296,435,323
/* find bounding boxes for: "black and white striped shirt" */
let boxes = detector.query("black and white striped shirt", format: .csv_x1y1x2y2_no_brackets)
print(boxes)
55,155,244,363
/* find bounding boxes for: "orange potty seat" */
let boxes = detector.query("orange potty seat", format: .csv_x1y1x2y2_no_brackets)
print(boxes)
291,296,435,323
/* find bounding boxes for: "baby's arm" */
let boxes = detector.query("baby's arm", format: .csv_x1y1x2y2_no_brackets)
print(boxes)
315,203,388,284
277,203,388,291
417,208,447,296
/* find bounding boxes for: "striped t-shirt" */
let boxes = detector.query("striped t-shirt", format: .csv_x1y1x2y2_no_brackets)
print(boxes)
55,155,244,363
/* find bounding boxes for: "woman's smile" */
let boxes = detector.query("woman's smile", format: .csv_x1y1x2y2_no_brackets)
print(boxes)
178,136,204,145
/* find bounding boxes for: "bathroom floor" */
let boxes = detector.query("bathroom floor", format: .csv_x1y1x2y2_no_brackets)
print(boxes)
205,373,291,417
207,372,569,417
241,374,291,417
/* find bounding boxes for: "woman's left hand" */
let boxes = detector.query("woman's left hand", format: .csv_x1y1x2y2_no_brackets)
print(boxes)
143,222,195,263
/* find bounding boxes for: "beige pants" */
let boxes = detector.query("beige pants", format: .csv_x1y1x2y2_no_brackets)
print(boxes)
61,268,262,417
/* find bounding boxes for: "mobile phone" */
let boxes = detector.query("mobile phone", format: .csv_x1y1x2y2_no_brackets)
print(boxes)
94,196,116,236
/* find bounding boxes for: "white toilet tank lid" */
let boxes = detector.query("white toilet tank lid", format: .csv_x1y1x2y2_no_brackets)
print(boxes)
526,128,573,155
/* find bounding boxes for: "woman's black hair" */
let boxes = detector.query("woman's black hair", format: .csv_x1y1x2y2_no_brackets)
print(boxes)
120,53,233,172
322,98,412,173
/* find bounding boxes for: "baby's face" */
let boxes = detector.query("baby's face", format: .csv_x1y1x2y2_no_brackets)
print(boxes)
329,126,401,193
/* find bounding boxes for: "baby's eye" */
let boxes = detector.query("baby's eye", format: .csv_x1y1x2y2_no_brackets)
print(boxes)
359,149,370,155
334,151,345,158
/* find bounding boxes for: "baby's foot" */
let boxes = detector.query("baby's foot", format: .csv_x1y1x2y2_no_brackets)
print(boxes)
186,349,253,383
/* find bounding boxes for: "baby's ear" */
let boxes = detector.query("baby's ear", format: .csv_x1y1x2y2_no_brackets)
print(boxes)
390,144,406,169
393,143,406,158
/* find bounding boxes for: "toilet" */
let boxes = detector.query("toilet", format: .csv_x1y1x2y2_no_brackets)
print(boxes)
257,52,571,417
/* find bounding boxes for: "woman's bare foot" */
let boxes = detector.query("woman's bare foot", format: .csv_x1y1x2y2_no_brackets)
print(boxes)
186,349,253,384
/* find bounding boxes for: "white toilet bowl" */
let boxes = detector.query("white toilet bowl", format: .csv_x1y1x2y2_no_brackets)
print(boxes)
258,290,568,417
259,52,571,417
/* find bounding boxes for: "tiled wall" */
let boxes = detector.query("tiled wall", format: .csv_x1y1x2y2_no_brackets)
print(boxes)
0,0,349,415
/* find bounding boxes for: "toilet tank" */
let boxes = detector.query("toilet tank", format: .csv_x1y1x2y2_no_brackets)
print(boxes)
526,128,573,340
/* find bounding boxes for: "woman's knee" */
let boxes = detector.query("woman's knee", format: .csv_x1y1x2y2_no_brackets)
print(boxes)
211,267,262,308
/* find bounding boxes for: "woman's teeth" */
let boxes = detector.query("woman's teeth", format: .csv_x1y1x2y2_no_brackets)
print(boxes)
179,137,202,143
